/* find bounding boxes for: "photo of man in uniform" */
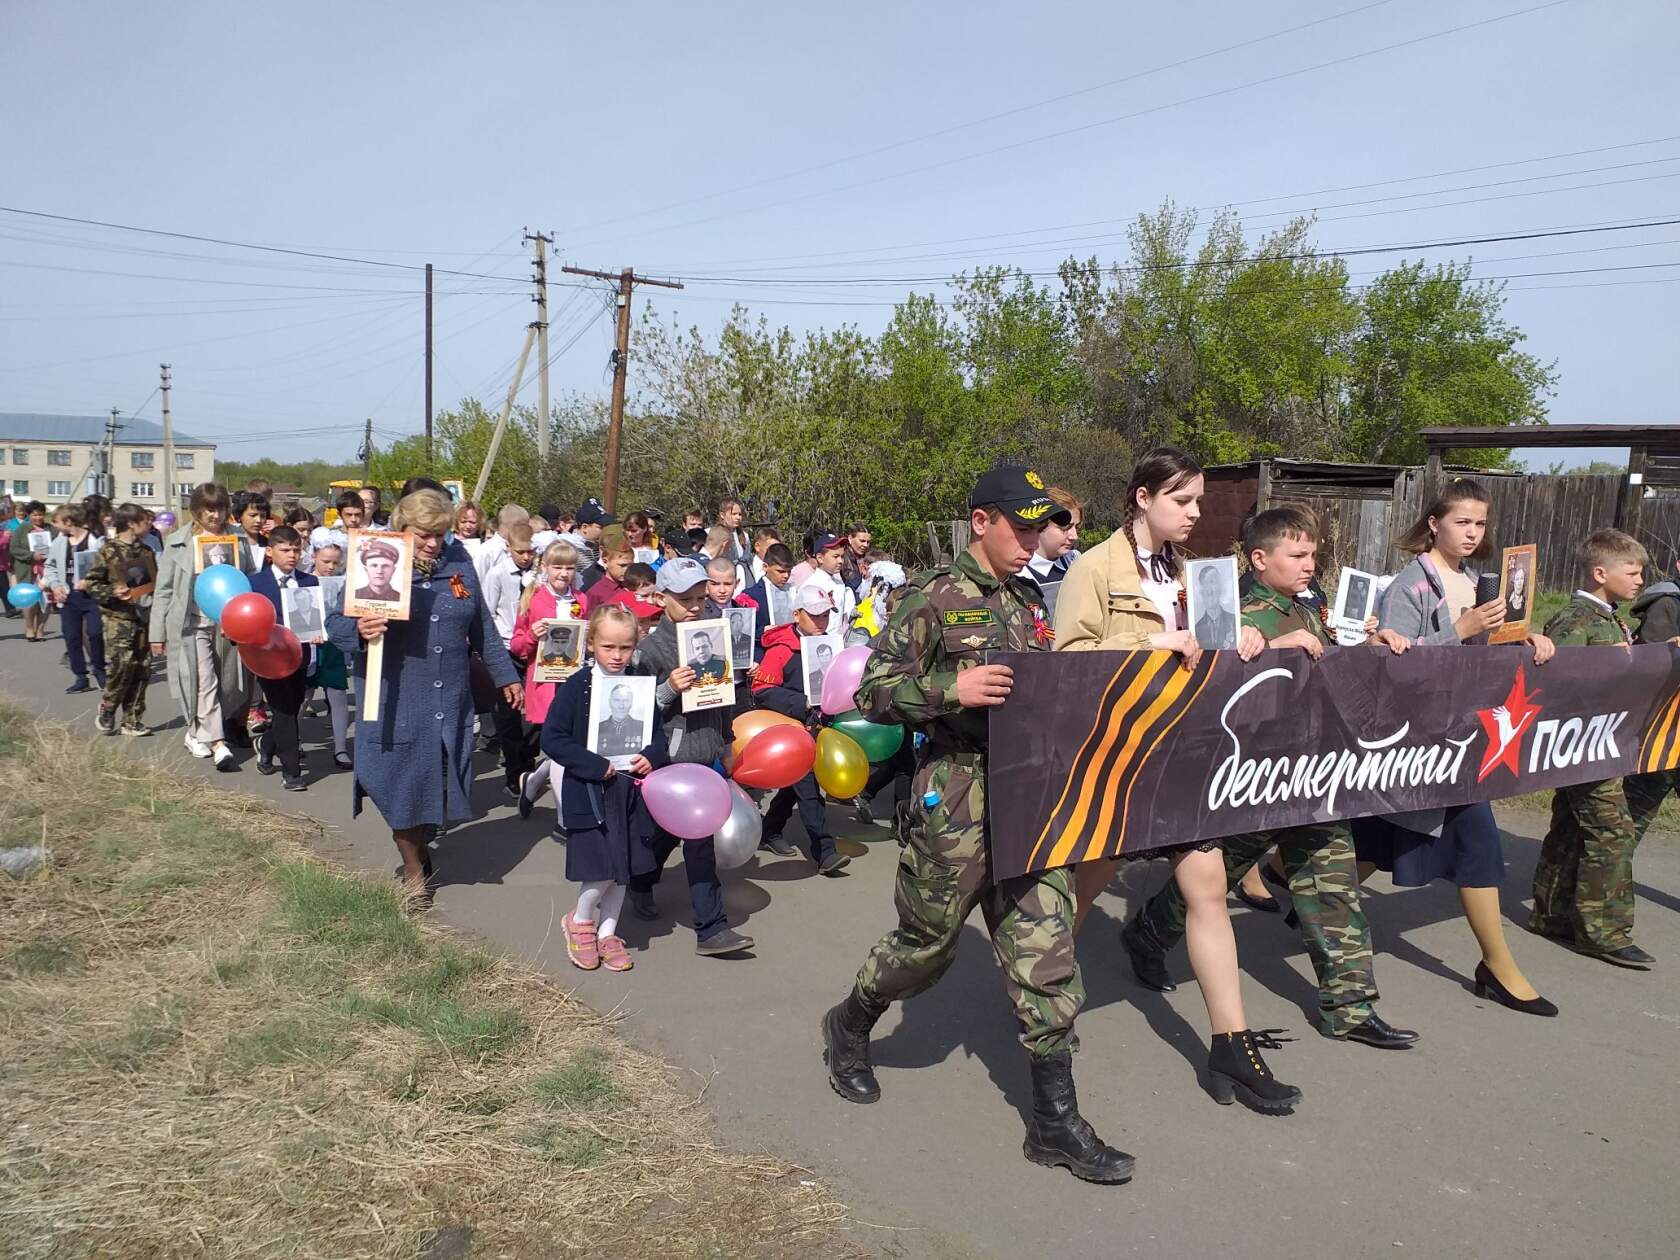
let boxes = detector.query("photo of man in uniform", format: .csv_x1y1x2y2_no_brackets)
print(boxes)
283,584,326,643
1342,571,1372,622
684,628,730,686
596,683,642,758
1189,557,1238,651
807,639,836,698
725,604,757,669
354,537,402,603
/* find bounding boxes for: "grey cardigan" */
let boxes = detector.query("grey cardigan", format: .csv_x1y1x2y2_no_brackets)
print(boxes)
1377,554,1484,647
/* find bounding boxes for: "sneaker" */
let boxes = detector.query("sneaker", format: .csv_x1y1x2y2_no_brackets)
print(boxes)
120,722,151,738
334,751,353,770
598,935,634,972
852,798,874,827
696,927,754,957
760,835,797,857
96,704,119,736
65,678,92,694
211,742,238,772
184,735,212,759
256,752,278,776
282,774,308,792
245,706,271,735
818,851,852,877
564,911,600,970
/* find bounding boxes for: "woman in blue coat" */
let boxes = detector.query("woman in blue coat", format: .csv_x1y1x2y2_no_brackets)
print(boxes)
326,489,521,906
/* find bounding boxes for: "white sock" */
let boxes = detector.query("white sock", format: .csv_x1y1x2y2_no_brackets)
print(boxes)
574,880,609,925
523,760,552,802
596,884,626,939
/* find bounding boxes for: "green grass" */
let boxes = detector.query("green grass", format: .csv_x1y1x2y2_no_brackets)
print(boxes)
102,999,189,1073
10,938,83,974
532,1051,623,1108
340,990,525,1059
1531,589,1570,633
526,1124,612,1170
227,1018,346,1072
274,861,420,960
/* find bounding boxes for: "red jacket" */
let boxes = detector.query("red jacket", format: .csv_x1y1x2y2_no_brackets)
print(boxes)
753,623,803,693
510,583,589,723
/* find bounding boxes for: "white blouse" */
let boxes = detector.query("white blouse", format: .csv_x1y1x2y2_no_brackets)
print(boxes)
1135,549,1184,631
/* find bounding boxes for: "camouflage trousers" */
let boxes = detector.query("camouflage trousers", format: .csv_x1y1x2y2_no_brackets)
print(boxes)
1123,823,1377,1036
1624,768,1677,847
855,752,1083,1058
1531,778,1639,952
101,616,149,727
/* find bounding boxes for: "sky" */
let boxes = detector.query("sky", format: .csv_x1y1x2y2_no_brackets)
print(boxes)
2,0,1677,472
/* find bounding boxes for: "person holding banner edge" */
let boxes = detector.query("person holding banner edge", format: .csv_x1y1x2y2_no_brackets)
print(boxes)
820,464,1135,1185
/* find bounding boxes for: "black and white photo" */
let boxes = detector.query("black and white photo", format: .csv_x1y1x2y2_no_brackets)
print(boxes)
1186,556,1240,651
585,669,655,769
281,583,327,643
801,632,844,702
725,604,757,670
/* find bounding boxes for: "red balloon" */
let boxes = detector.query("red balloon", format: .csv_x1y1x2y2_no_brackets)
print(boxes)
732,724,816,790
220,592,275,646
239,625,303,680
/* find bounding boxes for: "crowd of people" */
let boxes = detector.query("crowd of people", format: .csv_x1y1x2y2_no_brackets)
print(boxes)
1,450,1669,1186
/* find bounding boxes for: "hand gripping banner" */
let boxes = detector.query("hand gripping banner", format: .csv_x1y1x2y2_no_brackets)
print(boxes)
986,644,1680,880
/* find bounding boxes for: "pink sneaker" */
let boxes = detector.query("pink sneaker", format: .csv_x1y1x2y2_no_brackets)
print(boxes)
564,912,599,970
598,935,634,972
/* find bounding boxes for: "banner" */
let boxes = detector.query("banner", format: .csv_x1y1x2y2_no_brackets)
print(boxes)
987,644,1680,880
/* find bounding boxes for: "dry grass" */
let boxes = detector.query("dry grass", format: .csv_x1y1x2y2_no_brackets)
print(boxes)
0,705,849,1259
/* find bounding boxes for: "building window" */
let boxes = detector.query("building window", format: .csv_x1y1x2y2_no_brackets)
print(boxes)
130,451,155,469
175,452,195,469
47,480,72,497
130,481,155,498
47,449,72,466
11,479,27,496
175,482,195,498
11,449,28,464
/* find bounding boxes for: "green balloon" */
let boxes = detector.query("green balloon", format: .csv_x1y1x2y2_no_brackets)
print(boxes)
831,712,905,762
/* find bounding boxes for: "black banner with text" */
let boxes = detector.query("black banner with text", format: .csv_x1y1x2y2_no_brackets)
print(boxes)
987,644,1680,880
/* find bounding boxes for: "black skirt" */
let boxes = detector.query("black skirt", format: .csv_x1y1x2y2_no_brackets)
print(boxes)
564,774,658,884
1119,837,1222,862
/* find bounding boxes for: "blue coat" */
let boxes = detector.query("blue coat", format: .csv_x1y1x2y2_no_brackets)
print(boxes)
326,552,518,829
249,565,318,679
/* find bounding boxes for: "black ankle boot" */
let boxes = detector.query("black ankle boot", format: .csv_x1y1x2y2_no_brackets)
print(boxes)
1120,918,1176,992
1206,1030,1302,1115
1022,1053,1135,1184
821,988,886,1104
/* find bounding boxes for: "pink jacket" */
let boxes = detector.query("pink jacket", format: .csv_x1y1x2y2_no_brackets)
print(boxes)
510,583,589,723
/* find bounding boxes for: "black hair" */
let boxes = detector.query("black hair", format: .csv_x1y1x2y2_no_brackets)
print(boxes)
113,502,147,532
267,524,302,547
401,476,446,498
624,562,657,588
1121,446,1203,581
764,542,795,568
335,489,364,514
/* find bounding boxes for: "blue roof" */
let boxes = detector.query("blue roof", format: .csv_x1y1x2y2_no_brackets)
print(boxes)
0,412,213,448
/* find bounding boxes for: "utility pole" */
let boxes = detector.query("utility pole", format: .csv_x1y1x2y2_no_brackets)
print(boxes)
358,417,374,486
559,264,683,513
160,363,176,508
525,231,553,484
424,263,434,471
104,407,122,498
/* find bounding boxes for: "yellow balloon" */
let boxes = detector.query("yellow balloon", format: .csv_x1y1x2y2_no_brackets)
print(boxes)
814,728,870,800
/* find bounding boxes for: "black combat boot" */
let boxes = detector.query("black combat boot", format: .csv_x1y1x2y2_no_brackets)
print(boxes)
1022,1052,1135,1184
1206,1029,1303,1115
821,988,887,1104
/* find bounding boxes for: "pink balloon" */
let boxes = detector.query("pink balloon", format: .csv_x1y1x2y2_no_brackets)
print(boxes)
641,763,733,840
820,644,874,716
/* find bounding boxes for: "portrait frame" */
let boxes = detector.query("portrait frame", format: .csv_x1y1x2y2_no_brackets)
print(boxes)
724,604,758,671
586,668,655,770
441,478,465,504
342,529,413,620
1332,567,1378,647
801,632,845,705
72,547,101,584
1489,543,1538,645
534,618,587,684
1186,555,1240,651
677,616,736,712
281,584,328,644
193,533,241,574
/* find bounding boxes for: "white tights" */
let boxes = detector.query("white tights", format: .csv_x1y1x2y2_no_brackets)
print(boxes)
522,759,563,803
575,881,625,939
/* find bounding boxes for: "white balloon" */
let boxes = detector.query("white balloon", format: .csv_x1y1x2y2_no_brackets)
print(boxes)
713,785,762,870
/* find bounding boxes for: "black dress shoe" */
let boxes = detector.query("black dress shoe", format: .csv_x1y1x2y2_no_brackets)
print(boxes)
1258,863,1301,929
1120,920,1176,992
1473,963,1559,1016
1234,886,1280,913
1337,1013,1421,1048
1584,943,1656,969
65,678,92,694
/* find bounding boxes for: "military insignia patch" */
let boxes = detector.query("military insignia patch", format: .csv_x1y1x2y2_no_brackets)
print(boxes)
1016,502,1052,521
943,609,996,627
1025,470,1044,490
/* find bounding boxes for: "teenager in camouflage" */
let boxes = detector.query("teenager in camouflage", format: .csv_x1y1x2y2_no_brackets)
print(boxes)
820,464,1135,1186
1529,529,1656,969
1121,508,1422,1049
81,502,156,737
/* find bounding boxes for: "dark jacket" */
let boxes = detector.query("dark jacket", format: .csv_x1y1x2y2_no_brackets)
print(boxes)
250,565,319,676
739,577,794,660
635,618,733,765
1631,579,1680,644
540,665,667,833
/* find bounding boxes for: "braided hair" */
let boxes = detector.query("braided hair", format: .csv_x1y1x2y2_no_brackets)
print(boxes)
1122,446,1203,582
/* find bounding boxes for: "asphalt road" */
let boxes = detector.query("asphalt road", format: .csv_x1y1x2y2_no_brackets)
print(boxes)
4,617,1677,1259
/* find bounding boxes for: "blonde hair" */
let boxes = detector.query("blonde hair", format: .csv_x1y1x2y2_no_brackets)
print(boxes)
1580,528,1648,576
588,601,638,645
454,499,483,529
520,539,581,615
390,489,453,535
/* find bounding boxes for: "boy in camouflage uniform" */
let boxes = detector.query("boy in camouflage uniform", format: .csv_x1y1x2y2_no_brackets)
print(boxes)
81,503,156,736
820,465,1134,1186
1529,529,1654,969
1121,508,1420,1049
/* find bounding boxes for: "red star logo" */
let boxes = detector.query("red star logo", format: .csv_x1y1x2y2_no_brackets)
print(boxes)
1476,666,1544,783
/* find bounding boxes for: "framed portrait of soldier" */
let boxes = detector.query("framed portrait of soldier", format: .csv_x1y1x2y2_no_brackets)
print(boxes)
586,670,655,770
677,617,736,712
342,529,413,620
801,632,844,704
72,546,101,585
724,605,758,670
1186,556,1240,651
1332,567,1378,647
281,584,328,644
441,478,464,504
194,533,241,574
1490,544,1538,645
534,618,587,684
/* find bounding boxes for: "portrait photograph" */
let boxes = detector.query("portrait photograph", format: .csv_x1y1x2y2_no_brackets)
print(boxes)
801,632,845,704
1331,567,1378,646
1491,543,1539,645
72,547,100,584
1186,555,1240,651
677,616,736,713
342,529,413,620
724,604,758,670
193,533,241,574
281,584,327,643
534,618,586,684
585,669,655,770
441,478,464,504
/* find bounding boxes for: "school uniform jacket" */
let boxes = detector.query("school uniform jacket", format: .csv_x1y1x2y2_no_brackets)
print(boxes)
249,565,320,678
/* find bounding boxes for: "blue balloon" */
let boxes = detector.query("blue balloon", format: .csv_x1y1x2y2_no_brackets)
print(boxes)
193,564,251,622
6,582,42,609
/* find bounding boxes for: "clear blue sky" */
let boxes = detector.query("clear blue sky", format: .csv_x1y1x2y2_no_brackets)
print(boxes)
2,0,1676,471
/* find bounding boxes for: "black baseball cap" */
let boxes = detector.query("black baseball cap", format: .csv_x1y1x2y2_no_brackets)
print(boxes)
576,497,616,526
969,464,1071,529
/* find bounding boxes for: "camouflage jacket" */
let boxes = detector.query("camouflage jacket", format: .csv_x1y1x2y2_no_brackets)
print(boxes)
1543,593,1631,647
1241,580,1331,647
82,538,155,621
855,549,1049,752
